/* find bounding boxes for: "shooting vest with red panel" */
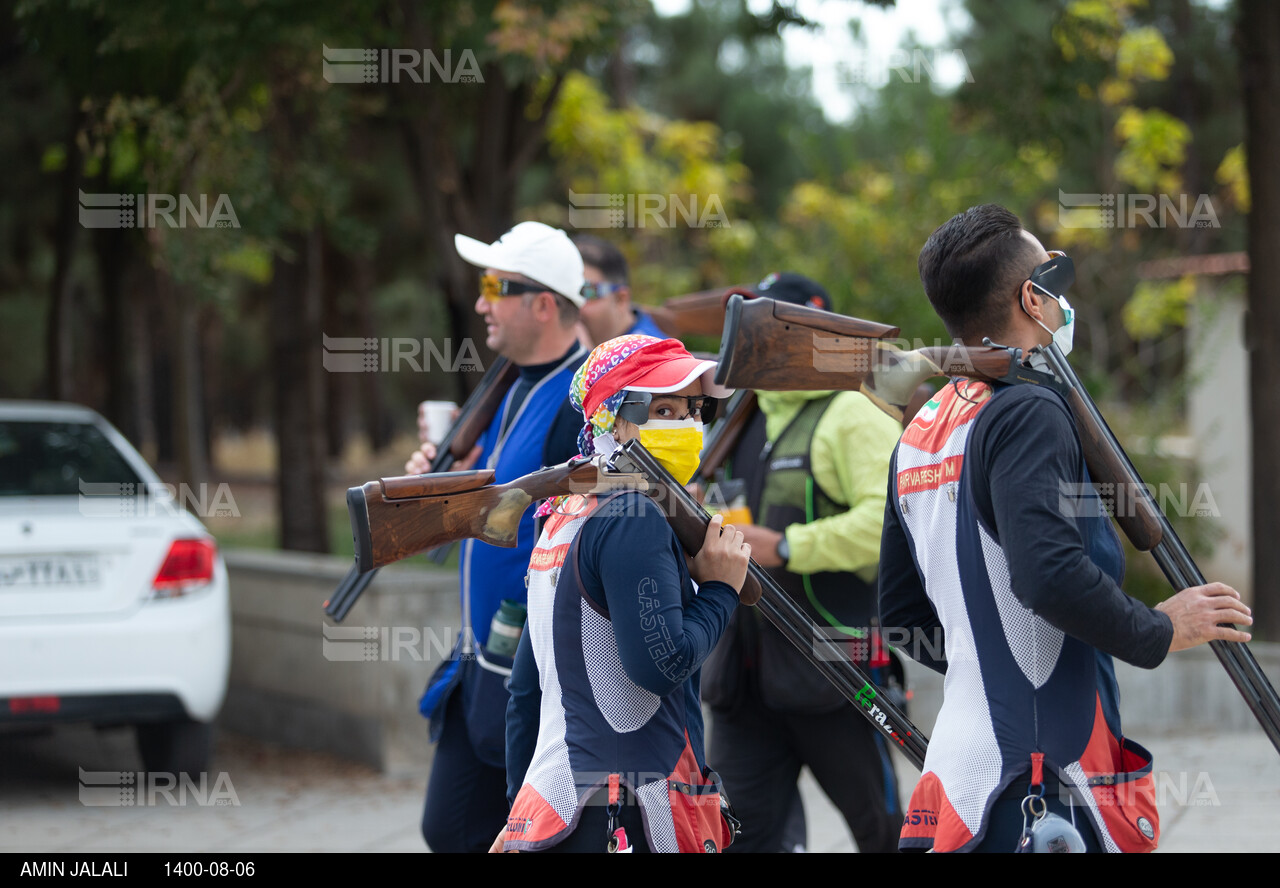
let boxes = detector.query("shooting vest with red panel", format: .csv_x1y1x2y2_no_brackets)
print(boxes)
503,493,733,854
890,380,1158,853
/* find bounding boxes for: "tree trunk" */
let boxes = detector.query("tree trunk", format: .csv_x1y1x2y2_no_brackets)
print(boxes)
352,251,391,451
149,226,209,490
395,0,568,402
1240,0,1280,635
131,270,158,464
46,112,81,402
322,239,349,462
271,230,331,553
97,224,135,442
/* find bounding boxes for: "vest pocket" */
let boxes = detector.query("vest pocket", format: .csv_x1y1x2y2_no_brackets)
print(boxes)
666,768,736,853
1084,738,1160,852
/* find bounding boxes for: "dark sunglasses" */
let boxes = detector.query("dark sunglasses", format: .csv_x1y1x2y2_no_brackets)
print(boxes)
480,273,547,302
617,391,719,426
580,281,626,302
1026,250,1075,299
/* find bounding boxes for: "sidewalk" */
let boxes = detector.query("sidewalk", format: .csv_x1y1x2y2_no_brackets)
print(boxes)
2,720,1276,853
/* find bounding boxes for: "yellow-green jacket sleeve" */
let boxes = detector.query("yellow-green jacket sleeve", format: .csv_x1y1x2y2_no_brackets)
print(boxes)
783,391,902,582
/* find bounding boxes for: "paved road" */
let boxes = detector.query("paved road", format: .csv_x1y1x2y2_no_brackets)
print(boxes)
2,722,1276,853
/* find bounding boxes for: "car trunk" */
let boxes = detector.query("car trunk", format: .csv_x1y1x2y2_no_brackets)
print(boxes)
0,500,177,620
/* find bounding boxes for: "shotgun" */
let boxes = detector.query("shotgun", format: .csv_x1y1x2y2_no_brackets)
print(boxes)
698,294,928,504
715,294,1280,756
346,438,930,768
324,356,519,622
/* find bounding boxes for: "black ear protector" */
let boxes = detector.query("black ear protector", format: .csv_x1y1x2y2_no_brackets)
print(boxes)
1027,253,1074,300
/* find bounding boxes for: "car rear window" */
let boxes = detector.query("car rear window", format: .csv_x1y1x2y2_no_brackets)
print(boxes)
0,421,144,496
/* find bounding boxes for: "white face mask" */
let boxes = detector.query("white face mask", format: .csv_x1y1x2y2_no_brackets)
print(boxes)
639,418,705,434
1026,283,1075,356
591,431,620,457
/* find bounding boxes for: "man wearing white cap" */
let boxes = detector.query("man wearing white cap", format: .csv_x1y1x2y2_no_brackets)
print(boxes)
411,221,590,853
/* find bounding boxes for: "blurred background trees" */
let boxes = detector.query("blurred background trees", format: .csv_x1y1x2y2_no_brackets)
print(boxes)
1,0,1275,630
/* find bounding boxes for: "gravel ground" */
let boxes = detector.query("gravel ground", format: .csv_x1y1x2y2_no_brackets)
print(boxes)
3,720,1276,854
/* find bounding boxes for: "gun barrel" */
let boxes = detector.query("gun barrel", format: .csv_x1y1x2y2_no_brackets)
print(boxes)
611,439,928,768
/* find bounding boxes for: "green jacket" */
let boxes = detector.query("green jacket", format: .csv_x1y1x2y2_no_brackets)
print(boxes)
754,389,903,584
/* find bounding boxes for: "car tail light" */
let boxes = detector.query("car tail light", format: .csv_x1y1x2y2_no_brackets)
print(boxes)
151,538,217,598
9,696,60,715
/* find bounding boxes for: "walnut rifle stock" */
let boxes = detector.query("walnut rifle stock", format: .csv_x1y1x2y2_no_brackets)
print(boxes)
717,294,1166,549
325,357,520,622
350,461,605,571
348,442,767,606
714,294,900,393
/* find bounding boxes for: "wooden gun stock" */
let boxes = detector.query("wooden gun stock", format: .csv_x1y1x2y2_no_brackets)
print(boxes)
718,297,1170,551
349,462,606,572
325,356,521,622
715,294,900,392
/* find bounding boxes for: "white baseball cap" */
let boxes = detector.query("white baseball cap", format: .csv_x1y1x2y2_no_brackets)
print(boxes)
454,221,586,307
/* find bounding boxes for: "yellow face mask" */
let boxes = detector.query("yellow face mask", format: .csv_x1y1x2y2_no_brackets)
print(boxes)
636,419,704,486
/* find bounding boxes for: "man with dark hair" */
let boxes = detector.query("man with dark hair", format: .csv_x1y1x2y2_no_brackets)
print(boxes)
569,233,665,344
702,272,904,853
880,204,1252,853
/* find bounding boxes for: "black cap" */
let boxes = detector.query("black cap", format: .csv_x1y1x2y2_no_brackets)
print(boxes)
751,272,831,311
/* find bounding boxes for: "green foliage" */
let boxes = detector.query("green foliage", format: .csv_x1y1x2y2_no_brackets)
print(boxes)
0,0,1257,563
1114,107,1189,193
626,0,829,215
542,69,750,303
1123,275,1195,340
1216,143,1250,213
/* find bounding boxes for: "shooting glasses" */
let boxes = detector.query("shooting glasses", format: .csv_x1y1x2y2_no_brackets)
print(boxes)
580,281,627,302
617,390,719,426
479,272,551,302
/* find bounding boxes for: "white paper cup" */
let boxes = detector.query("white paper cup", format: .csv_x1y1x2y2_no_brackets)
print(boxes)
420,400,458,446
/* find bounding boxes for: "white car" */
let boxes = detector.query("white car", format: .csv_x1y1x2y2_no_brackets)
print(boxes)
0,401,230,774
